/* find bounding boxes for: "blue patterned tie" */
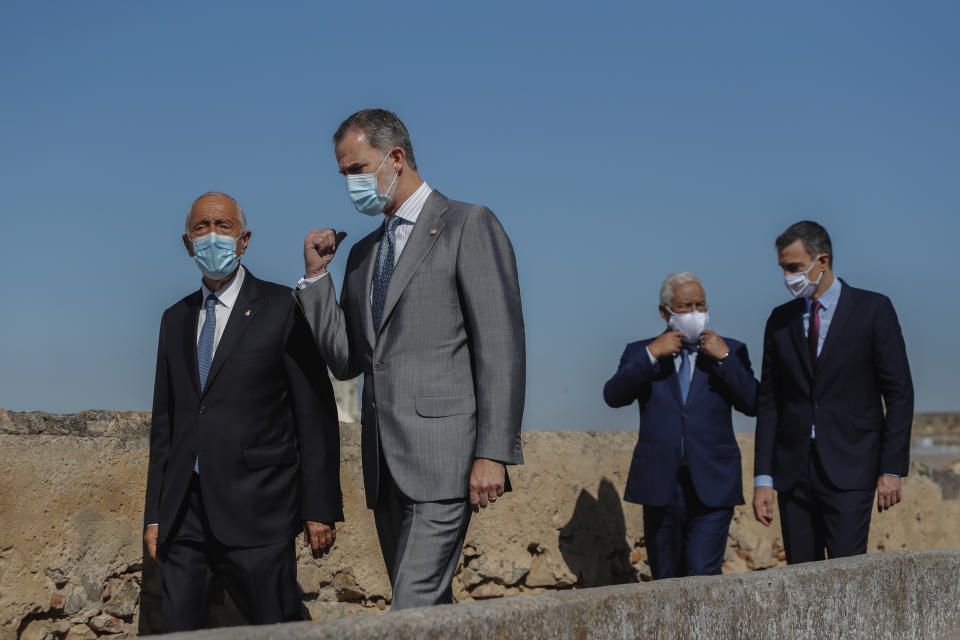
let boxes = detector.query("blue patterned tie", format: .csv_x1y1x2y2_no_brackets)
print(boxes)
195,294,217,474
678,346,696,404
372,216,402,332
197,294,217,390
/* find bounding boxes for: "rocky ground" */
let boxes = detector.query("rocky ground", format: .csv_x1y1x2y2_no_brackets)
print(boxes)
2,409,959,639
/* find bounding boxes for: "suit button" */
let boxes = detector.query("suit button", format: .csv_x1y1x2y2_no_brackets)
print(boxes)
682,413,688,418
373,362,384,371
814,402,820,409
199,406,207,415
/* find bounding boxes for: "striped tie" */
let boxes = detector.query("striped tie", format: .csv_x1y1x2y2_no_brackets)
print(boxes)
372,216,402,332
197,294,217,390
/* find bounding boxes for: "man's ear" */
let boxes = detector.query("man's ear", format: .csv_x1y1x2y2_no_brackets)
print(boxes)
389,146,405,172
659,304,670,322
237,230,252,256
183,234,194,258
817,252,831,271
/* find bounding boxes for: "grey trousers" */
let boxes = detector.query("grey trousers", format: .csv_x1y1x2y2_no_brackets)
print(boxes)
373,461,472,610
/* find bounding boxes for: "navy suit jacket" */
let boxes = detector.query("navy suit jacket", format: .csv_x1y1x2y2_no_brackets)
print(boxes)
604,336,758,507
754,280,914,492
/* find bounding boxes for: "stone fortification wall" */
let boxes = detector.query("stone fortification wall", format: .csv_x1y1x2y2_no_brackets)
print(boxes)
2,409,959,639
162,550,960,640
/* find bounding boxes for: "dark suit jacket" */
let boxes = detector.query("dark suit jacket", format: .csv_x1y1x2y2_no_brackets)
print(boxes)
604,336,758,507
144,270,343,548
753,280,914,493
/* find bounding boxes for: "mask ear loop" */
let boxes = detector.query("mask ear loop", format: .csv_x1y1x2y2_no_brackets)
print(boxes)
810,254,826,285
378,151,401,203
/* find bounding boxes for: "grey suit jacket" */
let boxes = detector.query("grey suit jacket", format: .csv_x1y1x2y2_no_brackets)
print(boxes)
294,190,525,507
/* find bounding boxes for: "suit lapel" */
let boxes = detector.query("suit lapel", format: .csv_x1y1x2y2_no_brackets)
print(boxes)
377,191,449,336
183,292,203,396
815,279,852,373
788,299,814,378
200,273,266,398
355,232,379,349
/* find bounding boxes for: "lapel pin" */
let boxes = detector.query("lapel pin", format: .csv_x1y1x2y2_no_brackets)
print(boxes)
244,309,251,317
429,228,437,236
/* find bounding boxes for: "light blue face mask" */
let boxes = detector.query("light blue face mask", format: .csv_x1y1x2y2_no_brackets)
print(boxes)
345,153,398,216
192,232,240,280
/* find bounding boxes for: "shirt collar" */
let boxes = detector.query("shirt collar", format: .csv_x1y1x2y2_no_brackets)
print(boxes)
807,274,841,311
200,265,245,309
389,181,432,225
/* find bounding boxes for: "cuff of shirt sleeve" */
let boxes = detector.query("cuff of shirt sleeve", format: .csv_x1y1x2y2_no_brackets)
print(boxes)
882,473,899,478
297,273,328,289
754,475,774,488
646,347,657,366
146,523,158,527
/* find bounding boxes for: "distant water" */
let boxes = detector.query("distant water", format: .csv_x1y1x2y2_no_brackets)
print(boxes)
911,440,960,468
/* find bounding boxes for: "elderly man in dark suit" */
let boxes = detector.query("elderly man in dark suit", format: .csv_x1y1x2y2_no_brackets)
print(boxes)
144,192,343,631
753,221,913,563
604,272,758,578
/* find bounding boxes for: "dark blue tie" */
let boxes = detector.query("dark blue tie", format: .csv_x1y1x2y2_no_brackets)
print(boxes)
197,294,217,390
678,346,696,404
372,216,402,332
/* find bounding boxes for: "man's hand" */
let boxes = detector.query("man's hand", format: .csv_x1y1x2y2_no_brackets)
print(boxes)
304,230,348,278
753,486,775,526
700,330,730,362
144,525,159,562
877,475,902,512
469,458,506,513
648,331,685,360
303,521,337,558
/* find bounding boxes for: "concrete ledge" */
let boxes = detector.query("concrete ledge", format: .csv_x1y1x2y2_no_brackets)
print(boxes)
164,550,960,640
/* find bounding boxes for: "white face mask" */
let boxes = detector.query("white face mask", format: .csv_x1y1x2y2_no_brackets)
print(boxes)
668,310,710,345
784,259,824,299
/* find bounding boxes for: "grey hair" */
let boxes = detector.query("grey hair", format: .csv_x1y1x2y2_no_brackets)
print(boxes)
333,108,418,170
185,191,246,234
659,272,702,307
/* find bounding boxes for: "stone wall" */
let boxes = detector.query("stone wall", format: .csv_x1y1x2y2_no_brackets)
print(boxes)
2,409,960,639
160,550,960,640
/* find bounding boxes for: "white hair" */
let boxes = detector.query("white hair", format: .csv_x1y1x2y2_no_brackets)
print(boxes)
185,191,246,234
659,272,702,307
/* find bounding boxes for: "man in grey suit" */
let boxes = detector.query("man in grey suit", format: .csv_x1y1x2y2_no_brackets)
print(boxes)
295,109,525,610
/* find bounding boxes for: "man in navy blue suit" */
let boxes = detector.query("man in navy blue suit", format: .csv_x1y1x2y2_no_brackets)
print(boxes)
604,273,758,579
752,221,913,564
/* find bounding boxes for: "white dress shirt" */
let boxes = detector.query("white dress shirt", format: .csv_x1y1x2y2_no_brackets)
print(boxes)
198,265,246,356
297,182,433,290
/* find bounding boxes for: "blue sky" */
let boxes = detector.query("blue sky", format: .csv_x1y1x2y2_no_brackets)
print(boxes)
1,2,957,431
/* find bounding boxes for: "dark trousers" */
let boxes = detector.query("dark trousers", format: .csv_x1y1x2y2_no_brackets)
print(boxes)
777,440,874,564
160,475,301,632
642,466,734,579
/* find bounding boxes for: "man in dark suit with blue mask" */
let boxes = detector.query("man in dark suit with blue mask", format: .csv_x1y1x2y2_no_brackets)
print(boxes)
604,273,758,579
144,192,343,631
